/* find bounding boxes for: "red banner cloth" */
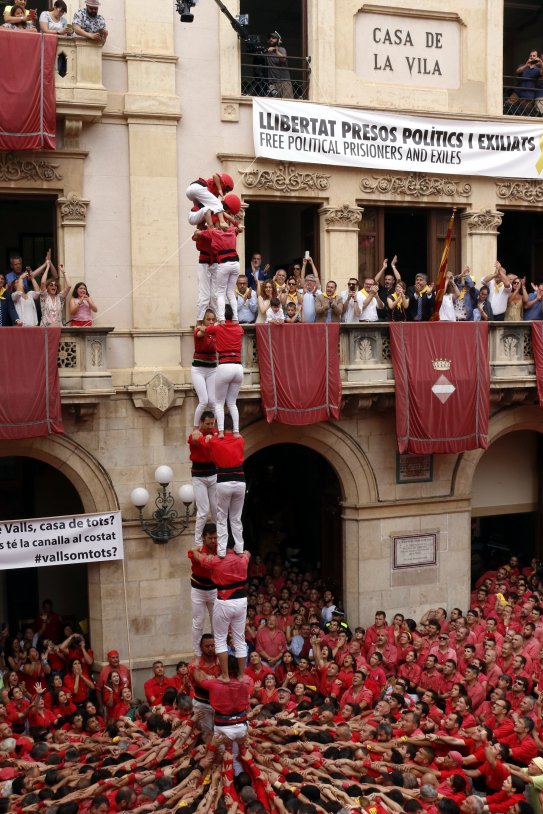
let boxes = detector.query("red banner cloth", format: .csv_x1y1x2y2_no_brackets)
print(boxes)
389,322,489,454
255,324,341,424
0,31,57,150
0,328,63,439
531,322,543,407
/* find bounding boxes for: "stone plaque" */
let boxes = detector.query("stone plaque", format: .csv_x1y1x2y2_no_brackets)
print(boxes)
355,11,460,89
396,453,433,483
393,533,437,569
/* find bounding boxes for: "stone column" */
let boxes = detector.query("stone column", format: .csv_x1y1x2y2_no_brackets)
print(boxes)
57,193,89,280
124,0,182,380
461,209,503,284
318,204,363,285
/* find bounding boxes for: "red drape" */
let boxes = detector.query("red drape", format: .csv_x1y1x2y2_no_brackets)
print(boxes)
255,324,341,424
0,328,63,439
0,31,57,150
531,322,543,407
389,322,489,454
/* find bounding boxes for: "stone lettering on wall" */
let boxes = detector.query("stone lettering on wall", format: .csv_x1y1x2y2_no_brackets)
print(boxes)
355,11,460,89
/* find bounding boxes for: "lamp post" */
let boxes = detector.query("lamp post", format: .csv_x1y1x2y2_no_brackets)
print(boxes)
130,466,194,544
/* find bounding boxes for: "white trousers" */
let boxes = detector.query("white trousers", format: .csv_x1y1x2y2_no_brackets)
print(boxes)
213,721,247,743
193,699,214,735
214,364,243,432
191,366,217,427
191,586,217,655
216,480,246,557
215,261,240,323
192,474,217,545
196,262,218,321
213,597,247,657
186,182,224,214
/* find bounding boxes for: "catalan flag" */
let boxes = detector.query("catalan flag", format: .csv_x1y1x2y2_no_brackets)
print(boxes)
431,208,456,320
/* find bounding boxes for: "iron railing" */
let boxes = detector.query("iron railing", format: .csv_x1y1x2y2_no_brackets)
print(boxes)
503,75,543,117
240,51,311,101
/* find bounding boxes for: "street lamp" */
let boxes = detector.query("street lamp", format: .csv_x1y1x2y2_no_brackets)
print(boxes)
130,466,194,545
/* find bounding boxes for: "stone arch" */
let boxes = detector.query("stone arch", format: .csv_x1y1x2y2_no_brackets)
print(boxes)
242,419,378,505
453,405,543,498
0,433,118,513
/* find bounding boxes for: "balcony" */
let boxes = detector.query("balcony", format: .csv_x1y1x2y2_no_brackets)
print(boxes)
238,322,538,410
503,75,543,117
54,36,107,122
58,323,538,416
240,50,310,101
58,327,115,414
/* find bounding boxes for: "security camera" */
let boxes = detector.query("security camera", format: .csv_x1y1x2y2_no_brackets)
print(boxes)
176,0,197,23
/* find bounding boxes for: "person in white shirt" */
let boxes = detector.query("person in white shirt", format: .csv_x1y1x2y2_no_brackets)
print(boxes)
235,275,257,324
341,277,363,322
438,272,460,321
266,298,285,324
359,277,384,322
481,261,512,321
301,275,320,323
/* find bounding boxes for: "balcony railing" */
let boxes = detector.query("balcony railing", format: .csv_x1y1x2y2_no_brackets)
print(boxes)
239,322,536,396
503,75,543,117
58,327,114,395
54,36,107,121
241,51,310,101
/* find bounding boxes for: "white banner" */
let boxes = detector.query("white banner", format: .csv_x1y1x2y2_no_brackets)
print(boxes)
0,511,124,570
253,98,543,180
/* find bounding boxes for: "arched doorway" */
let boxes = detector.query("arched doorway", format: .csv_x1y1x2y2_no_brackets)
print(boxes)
470,430,542,582
0,456,87,638
243,443,342,593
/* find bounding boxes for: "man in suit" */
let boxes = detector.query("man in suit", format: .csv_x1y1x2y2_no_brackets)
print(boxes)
406,274,436,321
0,289,20,326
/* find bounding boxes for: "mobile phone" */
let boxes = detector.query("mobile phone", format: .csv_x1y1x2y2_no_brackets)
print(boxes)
304,251,310,259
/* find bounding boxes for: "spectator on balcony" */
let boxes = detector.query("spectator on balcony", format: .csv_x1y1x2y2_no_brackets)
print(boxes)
266,297,285,324
256,280,276,324
438,271,460,321
316,281,342,323
473,285,493,321
515,51,543,103
359,276,384,322
72,0,108,43
6,251,57,290
235,275,257,323
40,1,71,34
40,262,71,327
301,274,320,323
406,274,436,321
3,0,36,25
504,276,528,321
284,301,301,323
524,282,543,320
2,5,37,30
11,272,40,326
375,256,401,320
481,262,512,321
69,282,97,326
265,31,293,99
341,278,363,323
0,285,19,326
387,280,409,321
282,275,303,315
453,267,478,321
246,252,271,291
273,268,289,300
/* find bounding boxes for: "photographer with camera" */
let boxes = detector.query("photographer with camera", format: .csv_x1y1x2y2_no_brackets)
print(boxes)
265,31,294,99
59,631,94,679
341,278,363,323
514,50,543,104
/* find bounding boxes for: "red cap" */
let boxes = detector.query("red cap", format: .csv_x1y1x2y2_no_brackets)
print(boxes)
219,173,234,192
223,193,241,215
107,650,119,658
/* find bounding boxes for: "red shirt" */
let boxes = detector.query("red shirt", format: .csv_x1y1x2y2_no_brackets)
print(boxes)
63,674,90,705
205,322,244,364
199,676,251,715
192,549,249,601
208,434,244,472
188,430,217,476
143,676,175,705
501,732,538,763
188,655,221,705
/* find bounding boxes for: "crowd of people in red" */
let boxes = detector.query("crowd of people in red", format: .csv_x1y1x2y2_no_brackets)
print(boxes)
2,555,543,814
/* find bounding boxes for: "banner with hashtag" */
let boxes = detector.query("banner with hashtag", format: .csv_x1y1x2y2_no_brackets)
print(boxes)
0,511,123,570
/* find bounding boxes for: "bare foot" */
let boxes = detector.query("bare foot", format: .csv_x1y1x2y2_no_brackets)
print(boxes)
218,432,224,439
237,673,244,681
217,674,230,683
233,432,241,438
